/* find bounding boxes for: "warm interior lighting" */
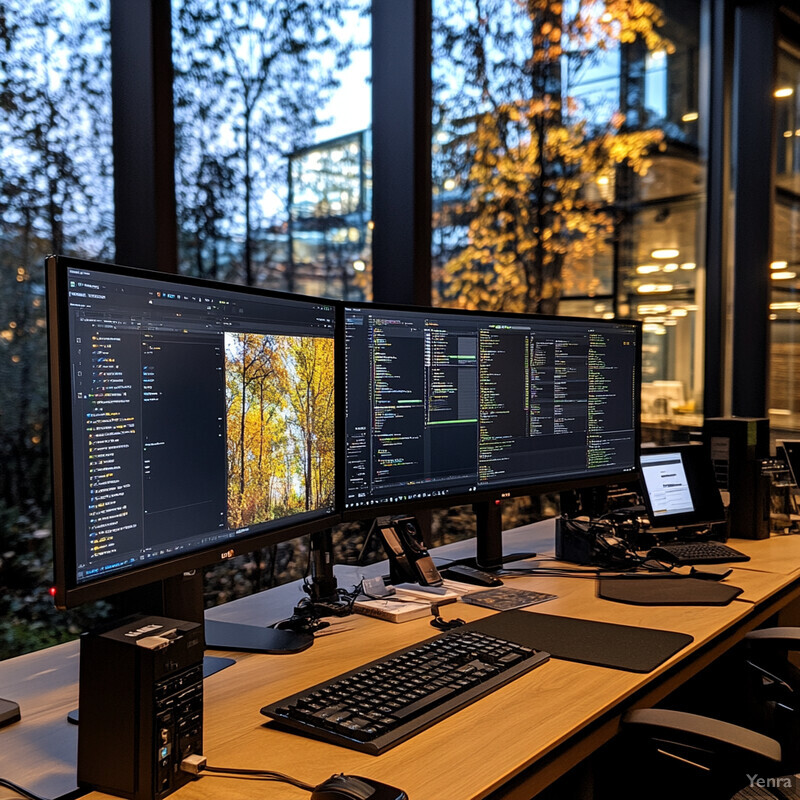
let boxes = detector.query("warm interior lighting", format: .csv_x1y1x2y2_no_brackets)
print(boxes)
680,262,696,270
636,264,659,274
602,312,615,320
681,111,698,122
600,11,613,22
671,308,689,317
353,260,366,272
637,304,668,315
775,87,795,98
642,323,667,335
771,260,788,270
443,178,456,191
770,301,800,310
651,248,679,259
637,283,673,294
771,271,796,280
596,175,610,185
784,131,794,138
663,263,679,272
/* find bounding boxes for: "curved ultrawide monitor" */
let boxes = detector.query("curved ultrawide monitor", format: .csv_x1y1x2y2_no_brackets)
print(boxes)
342,302,641,518
47,256,339,608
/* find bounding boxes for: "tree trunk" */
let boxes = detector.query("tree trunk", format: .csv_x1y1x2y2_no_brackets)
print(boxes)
239,338,247,496
244,110,253,286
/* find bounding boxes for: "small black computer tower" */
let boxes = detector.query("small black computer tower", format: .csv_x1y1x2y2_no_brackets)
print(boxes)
703,417,770,540
77,615,204,800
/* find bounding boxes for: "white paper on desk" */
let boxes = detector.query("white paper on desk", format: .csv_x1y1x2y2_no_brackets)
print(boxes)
353,596,432,623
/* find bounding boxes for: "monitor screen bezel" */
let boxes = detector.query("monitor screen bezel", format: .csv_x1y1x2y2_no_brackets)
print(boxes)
339,299,642,522
639,443,726,530
47,255,342,610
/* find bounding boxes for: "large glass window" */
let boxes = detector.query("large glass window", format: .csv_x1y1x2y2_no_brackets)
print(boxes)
288,131,372,300
432,0,706,438
0,0,114,658
172,0,371,299
170,0,372,612
770,44,800,437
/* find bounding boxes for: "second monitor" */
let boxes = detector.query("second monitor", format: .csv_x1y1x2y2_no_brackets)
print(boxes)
342,303,641,564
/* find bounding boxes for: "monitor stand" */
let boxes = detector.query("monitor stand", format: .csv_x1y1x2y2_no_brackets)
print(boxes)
203,529,351,648
455,500,537,571
287,529,352,620
0,698,21,728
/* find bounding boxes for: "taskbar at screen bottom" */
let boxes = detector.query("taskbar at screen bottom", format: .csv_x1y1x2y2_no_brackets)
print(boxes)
70,506,339,591
343,471,638,515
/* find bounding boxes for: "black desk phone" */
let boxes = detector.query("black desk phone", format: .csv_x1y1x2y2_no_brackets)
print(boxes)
377,516,443,587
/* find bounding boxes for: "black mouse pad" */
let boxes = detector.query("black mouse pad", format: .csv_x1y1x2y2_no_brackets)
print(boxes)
598,576,743,606
466,609,693,673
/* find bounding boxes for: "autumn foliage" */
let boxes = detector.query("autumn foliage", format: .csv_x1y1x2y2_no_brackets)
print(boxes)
434,0,673,314
225,333,334,528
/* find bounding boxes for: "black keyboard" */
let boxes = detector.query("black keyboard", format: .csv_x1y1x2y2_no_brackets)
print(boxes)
647,540,750,565
261,627,549,754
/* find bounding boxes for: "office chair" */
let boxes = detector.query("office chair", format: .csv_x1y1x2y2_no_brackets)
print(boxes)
738,628,800,766
619,708,788,800
615,629,800,800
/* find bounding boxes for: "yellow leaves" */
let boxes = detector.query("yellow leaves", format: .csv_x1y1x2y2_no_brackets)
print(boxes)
598,0,676,54
224,333,335,523
434,0,672,313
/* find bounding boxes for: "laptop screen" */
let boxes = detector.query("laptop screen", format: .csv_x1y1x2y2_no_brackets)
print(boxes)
640,445,726,531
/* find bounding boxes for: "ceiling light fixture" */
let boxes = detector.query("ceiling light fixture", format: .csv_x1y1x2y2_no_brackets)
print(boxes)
637,284,673,294
651,248,679,259
637,304,668,314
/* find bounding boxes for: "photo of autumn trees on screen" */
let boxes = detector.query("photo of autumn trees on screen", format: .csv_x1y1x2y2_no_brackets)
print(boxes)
224,332,334,529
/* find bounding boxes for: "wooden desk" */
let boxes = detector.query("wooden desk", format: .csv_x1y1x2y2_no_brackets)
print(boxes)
719,532,800,575
3,522,800,800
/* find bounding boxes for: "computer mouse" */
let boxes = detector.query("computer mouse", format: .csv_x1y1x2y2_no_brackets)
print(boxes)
310,773,408,800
